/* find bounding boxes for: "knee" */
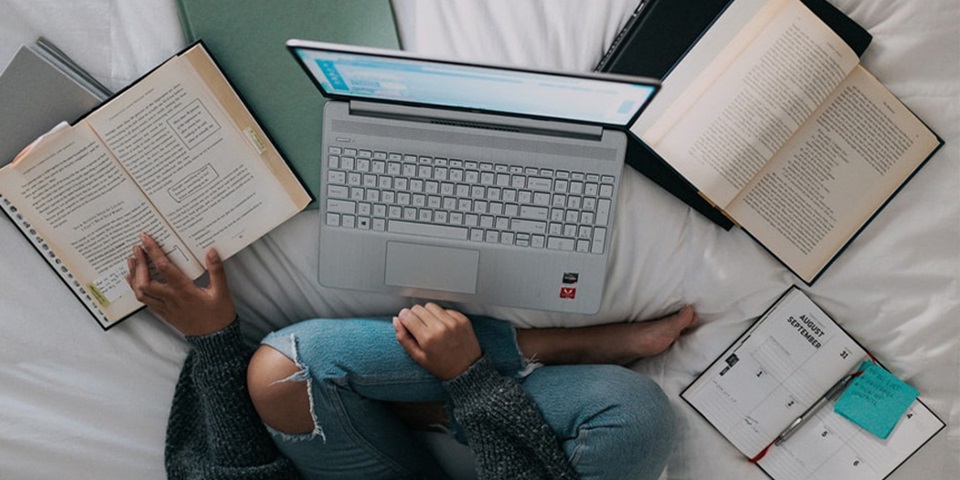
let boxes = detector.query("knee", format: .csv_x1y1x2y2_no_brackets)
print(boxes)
247,345,315,434
583,368,676,447
608,373,677,465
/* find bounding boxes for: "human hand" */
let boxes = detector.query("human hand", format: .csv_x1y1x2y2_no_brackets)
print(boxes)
392,303,482,380
125,233,236,337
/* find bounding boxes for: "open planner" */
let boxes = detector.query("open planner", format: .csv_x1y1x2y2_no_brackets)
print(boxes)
682,287,944,479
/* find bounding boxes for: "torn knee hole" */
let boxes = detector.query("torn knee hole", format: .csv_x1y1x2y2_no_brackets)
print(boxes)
248,342,320,437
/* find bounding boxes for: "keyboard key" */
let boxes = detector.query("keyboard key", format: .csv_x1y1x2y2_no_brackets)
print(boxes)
356,158,370,172
373,151,388,160
328,170,346,184
569,181,584,195
350,187,364,201
373,204,387,217
485,230,499,243
470,228,484,242
480,216,494,228
342,215,356,228
325,213,340,226
358,217,371,229
388,162,402,175
329,146,342,154
344,148,357,156
599,184,614,198
358,202,371,216
591,227,606,254
547,237,575,251
512,219,547,234
341,157,355,170
358,150,372,158
576,239,590,253
531,235,545,248
403,207,417,220
372,160,386,174
584,183,599,196
373,218,386,231
328,185,349,198
519,205,549,220
586,174,600,182
578,226,592,239
563,224,577,237
329,155,340,169
480,172,495,185
528,177,552,191
501,232,515,245
533,192,550,206
347,172,361,186
389,220,469,240
597,199,612,225
496,173,511,187
418,209,433,222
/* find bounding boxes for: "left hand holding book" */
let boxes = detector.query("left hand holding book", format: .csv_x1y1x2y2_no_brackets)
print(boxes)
0,42,310,329
127,233,236,337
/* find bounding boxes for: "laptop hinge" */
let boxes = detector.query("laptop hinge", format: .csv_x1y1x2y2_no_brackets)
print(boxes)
348,100,604,141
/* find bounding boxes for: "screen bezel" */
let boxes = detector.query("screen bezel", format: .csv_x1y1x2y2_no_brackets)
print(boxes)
286,39,660,128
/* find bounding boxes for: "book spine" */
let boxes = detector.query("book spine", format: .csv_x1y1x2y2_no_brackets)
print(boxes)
0,193,112,329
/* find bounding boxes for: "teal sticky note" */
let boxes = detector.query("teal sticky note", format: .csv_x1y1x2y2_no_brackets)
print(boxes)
834,361,919,439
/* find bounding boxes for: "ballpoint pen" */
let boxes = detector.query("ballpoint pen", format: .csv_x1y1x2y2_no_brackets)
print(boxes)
774,370,861,446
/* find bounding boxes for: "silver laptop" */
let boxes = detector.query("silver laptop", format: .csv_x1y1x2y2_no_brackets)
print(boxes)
288,40,659,314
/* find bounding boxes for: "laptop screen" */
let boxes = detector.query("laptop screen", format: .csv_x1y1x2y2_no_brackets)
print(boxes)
290,42,658,127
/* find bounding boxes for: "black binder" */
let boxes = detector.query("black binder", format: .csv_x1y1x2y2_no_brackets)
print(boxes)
597,0,872,229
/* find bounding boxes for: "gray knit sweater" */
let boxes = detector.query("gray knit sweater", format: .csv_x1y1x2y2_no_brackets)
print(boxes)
165,321,578,479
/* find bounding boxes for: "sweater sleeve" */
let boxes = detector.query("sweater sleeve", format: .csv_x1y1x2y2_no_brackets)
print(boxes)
443,356,579,480
165,321,300,480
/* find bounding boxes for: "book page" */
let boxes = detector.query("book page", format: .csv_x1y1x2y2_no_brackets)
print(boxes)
640,0,859,208
0,124,200,322
759,397,943,480
727,66,942,282
85,46,307,262
682,289,866,457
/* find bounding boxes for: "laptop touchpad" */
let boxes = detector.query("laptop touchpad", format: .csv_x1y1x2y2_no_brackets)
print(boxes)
384,242,480,294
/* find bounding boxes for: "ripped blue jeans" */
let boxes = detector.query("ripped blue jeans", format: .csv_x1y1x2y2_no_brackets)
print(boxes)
260,316,676,480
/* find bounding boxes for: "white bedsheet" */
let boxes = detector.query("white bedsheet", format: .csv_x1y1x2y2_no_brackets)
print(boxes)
0,1,956,479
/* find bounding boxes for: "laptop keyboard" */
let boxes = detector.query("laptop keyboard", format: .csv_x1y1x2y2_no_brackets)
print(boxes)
323,146,615,254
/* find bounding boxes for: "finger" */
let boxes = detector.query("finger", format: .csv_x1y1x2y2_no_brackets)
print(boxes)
444,308,470,323
133,245,152,288
411,304,442,329
140,233,188,284
425,303,457,327
205,248,229,296
393,316,426,362
398,308,430,340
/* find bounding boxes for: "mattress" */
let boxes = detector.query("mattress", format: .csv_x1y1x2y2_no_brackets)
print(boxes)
0,0,956,478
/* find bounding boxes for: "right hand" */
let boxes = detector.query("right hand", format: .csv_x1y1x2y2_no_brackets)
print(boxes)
393,303,482,380
126,233,236,337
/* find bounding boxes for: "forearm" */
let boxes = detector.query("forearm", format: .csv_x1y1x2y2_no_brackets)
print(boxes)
444,356,578,480
185,321,282,467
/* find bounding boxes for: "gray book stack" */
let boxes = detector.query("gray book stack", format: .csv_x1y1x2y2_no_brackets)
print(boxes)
0,37,111,166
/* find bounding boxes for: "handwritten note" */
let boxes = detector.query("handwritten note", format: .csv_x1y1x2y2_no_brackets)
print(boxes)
834,361,918,439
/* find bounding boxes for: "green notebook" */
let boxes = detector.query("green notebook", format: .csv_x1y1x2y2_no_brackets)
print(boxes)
176,0,401,208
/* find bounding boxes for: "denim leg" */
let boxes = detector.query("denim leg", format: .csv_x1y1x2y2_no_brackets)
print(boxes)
260,316,523,480
519,364,677,480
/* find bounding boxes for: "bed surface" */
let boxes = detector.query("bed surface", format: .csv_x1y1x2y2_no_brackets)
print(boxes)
0,1,956,478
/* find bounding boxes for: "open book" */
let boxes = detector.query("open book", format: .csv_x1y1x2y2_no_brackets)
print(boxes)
0,43,311,329
683,288,944,479
631,0,943,283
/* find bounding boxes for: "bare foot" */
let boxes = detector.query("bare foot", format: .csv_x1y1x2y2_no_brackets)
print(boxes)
626,305,698,359
516,306,698,366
